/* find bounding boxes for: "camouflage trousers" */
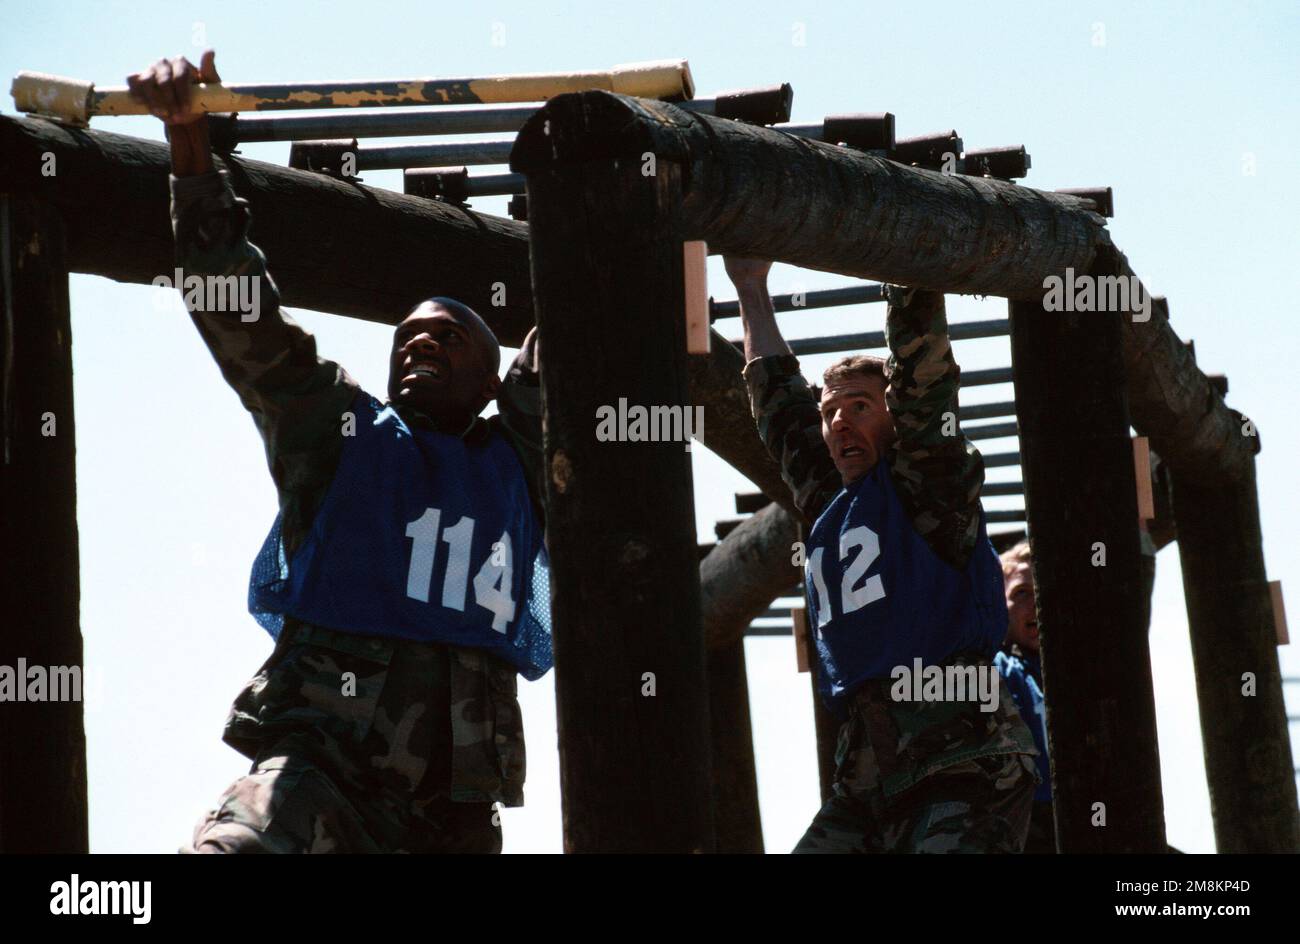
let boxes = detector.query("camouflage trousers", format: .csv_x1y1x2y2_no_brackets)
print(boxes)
182,620,525,854
794,655,1040,854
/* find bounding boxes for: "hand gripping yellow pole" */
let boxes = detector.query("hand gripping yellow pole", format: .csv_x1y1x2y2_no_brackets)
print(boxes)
11,59,695,126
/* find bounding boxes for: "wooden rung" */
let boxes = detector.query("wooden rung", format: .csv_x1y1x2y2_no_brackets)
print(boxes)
1270,581,1289,646
683,240,710,354
715,518,742,540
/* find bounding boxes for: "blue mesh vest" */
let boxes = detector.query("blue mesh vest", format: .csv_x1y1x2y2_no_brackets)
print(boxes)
804,457,1007,712
995,651,1051,802
248,391,552,680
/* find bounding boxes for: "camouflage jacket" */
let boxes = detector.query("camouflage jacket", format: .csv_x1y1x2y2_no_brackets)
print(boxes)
171,169,540,805
742,288,986,570
744,294,1038,789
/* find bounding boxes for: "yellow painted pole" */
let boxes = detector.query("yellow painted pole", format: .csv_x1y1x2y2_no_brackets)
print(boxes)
11,59,694,125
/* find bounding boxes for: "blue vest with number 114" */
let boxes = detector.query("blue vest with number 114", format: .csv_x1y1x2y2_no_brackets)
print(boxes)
248,392,552,680
804,458,1006,711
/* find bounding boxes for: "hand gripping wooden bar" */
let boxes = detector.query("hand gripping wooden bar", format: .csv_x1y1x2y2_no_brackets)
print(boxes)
10,59,694,125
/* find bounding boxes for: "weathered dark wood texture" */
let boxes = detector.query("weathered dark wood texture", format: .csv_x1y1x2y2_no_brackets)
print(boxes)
698,503,798,853
1109,247,1260,485
707,640,764,853
1171,457,1299,852
511,91,1110,299
1009,282,1168,854
0,195,88,852
700,502,801,650
0,114,796,510
803,615,839,805
0,115,535,339
524,152,714,852
690,334,797,514
511,94,1255,485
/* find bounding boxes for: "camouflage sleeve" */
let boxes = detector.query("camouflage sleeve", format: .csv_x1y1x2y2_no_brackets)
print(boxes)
741,354,843,524
884,288,985,570
492,326,546,527
170,170,359,554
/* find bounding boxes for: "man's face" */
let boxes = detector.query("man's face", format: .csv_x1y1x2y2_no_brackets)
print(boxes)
1004,561,1039,655
387,301,501,428
820,374,897,485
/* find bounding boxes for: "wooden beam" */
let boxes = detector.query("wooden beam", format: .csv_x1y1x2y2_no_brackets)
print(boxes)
522,134,714,852
510,95,1255,485
510,91,1109,299
696,502,804,853
1009,269,1168,853
690,333,797,514
1110,248,1259,485
797,601,839,805
699,502,801,650
0,114,796,511
698,504,791,853
0,195,88,852
1171,456,1300,852
0,115,535,340
706,641,764,853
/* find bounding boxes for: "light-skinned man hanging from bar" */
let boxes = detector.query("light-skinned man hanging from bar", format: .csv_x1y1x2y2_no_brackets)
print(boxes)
725,257,1039,854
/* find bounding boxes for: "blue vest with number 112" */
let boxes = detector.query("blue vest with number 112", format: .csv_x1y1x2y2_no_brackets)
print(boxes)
248,391,552,680
804,458,1006,711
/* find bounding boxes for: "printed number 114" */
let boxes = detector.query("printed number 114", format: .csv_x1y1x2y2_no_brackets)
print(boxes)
405,507,515,632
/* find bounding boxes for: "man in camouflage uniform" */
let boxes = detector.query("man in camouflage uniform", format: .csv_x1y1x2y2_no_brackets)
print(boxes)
995,540,1054,853
997,506,1168,854
724,257,1039,854
130,52,547,854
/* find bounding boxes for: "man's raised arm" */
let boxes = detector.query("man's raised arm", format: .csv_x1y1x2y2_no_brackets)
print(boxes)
131,52,357,549
726,258,842,524
493,327,546,526
883,288,986,570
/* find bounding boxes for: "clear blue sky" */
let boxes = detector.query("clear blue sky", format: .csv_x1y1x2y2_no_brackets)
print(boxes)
3,0,1296,852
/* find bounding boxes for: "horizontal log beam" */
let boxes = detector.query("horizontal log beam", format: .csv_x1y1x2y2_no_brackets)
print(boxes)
6,113,1251,493
691,332,796,514
512,93,1256,484
0,114,535,341
0,114,796,510
511,92,1110,300
1103,247,1259,485
699,502,801,651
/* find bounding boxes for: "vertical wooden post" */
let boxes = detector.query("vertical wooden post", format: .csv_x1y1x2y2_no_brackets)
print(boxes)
519,141,714,851
1008,255,1167,853
794,524,837,803
0,195,88,852
706,641,763,853
1171,456,1300,852
800,633,839,803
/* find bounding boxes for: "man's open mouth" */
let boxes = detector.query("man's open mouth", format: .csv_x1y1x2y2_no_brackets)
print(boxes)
840,445,866,459
403,361,447,383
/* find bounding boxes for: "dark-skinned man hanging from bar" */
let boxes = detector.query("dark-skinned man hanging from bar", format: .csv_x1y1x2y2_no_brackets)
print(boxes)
725,257,1039,854
129,51,552,853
